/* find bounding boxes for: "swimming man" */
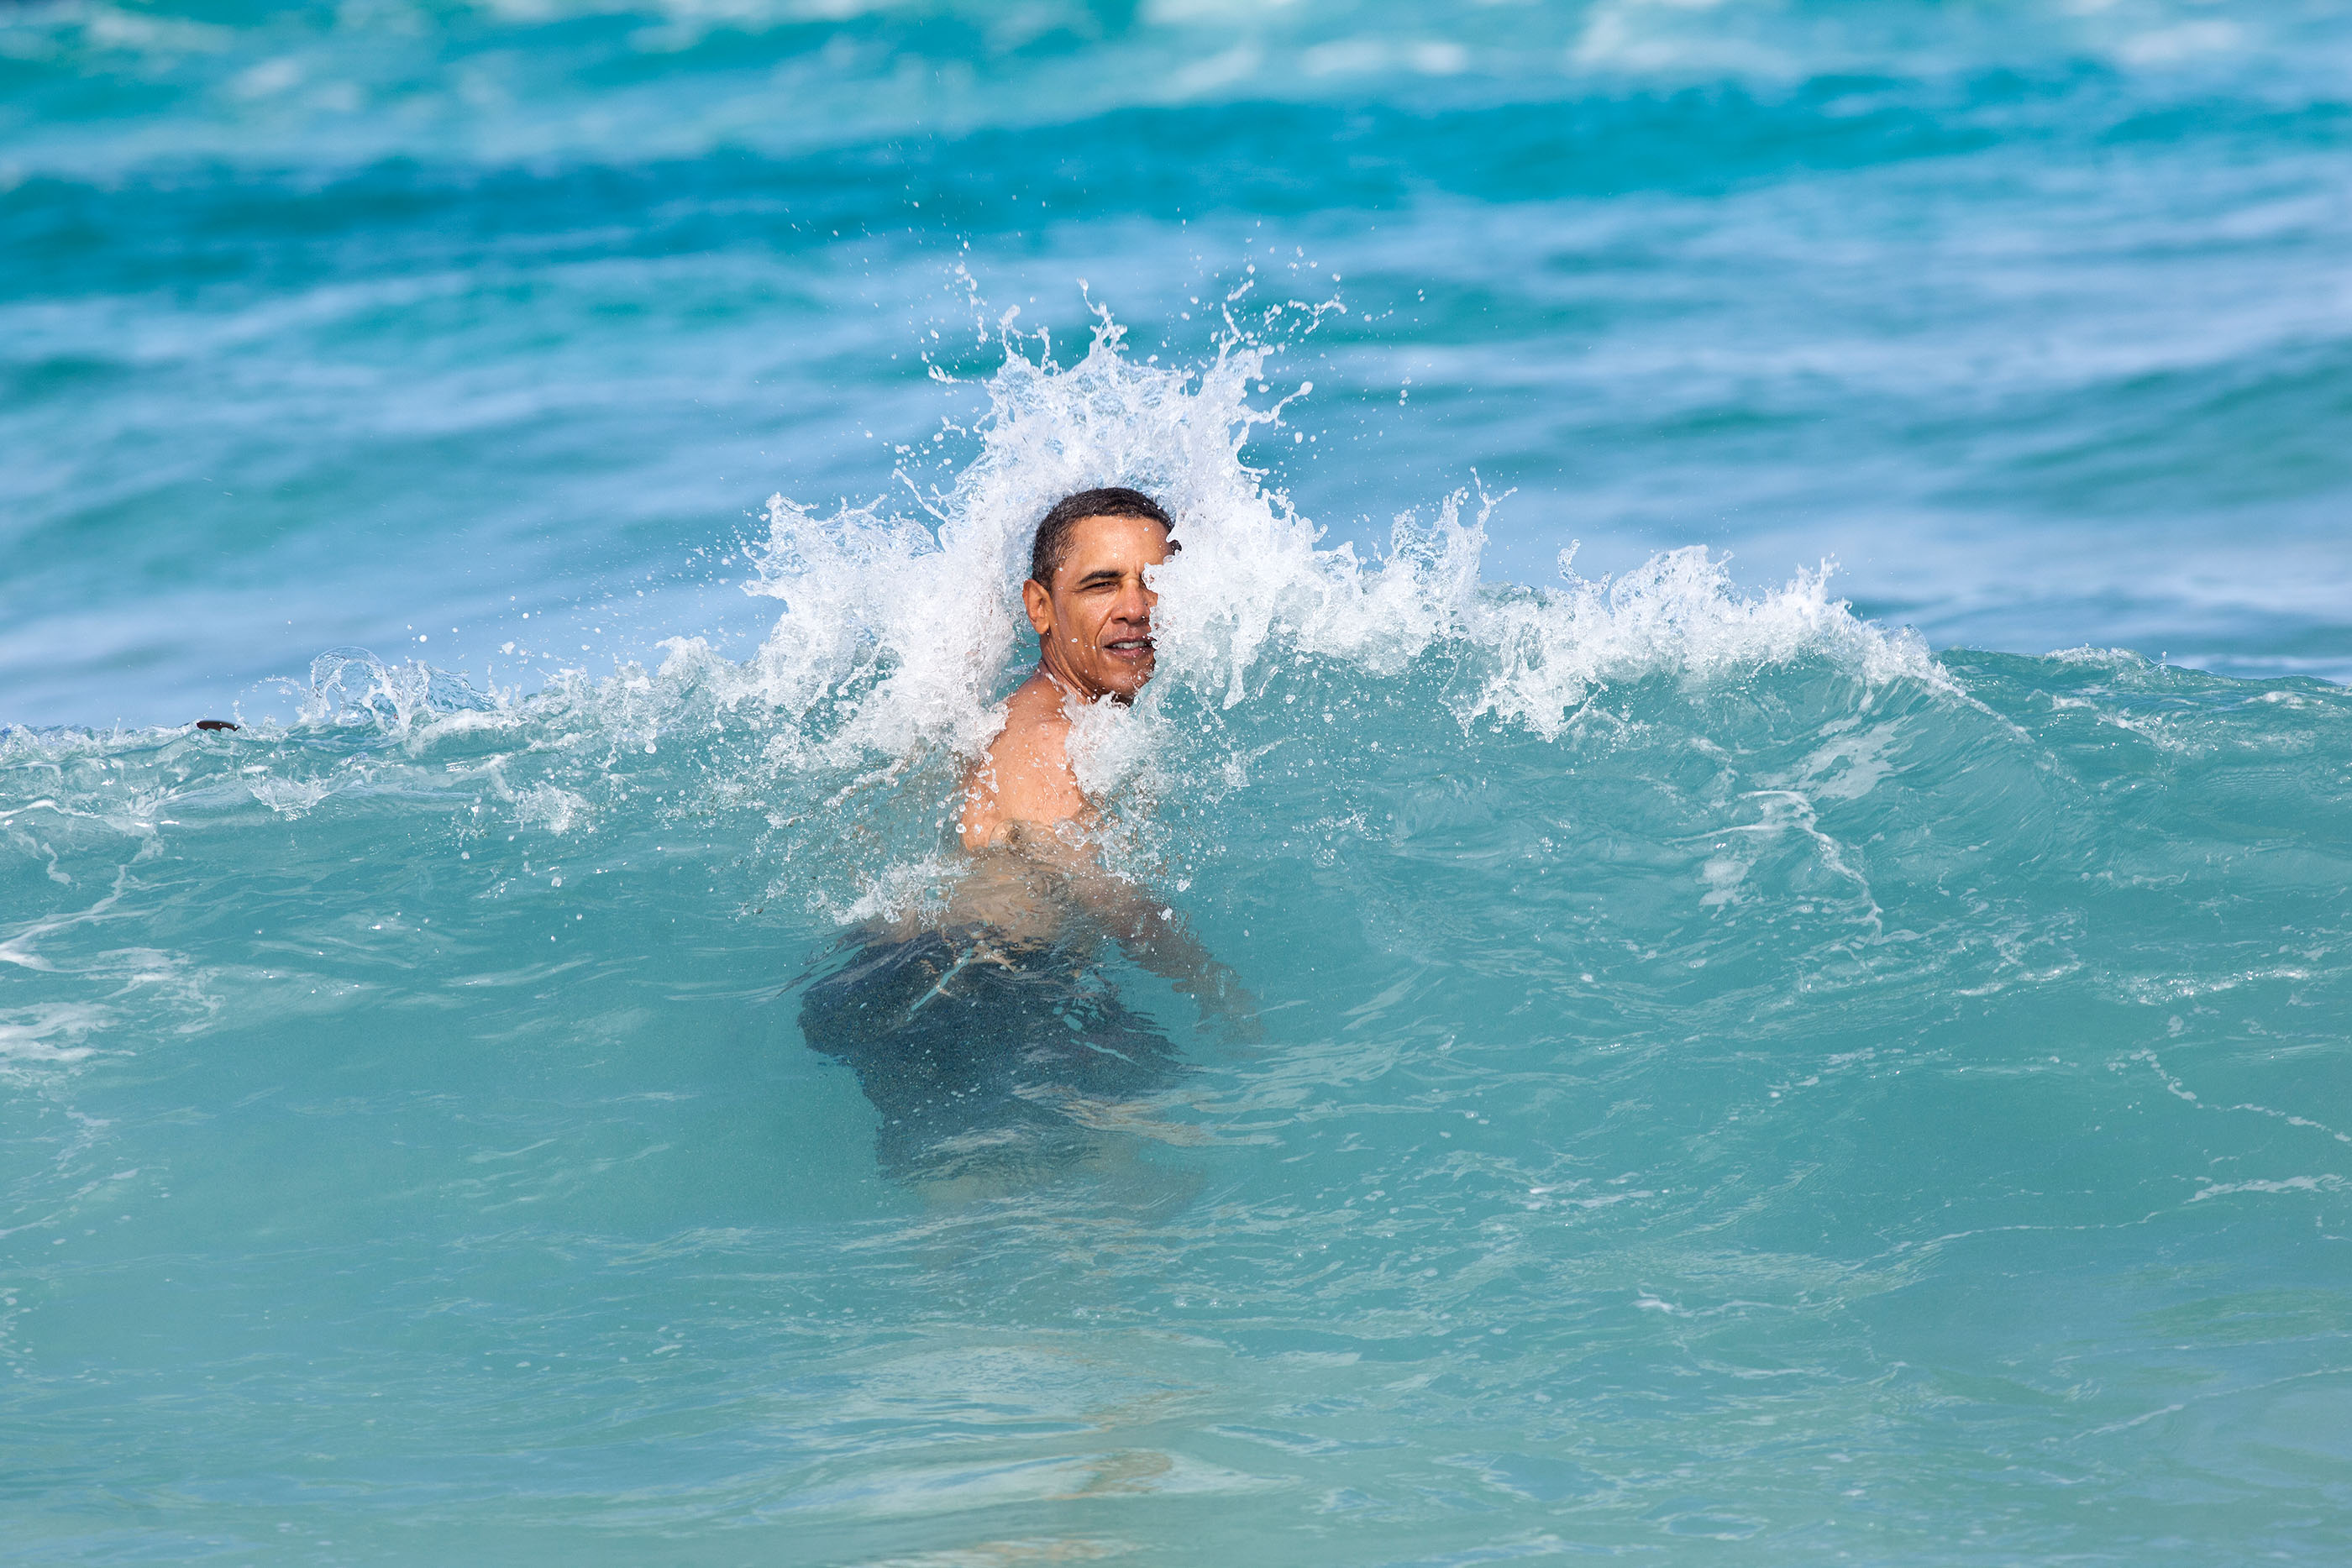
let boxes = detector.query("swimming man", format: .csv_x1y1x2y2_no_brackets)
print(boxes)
950,487,1246,998
799,487,1249,1183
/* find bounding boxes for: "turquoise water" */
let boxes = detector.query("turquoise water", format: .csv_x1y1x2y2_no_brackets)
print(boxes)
8,3,2352,1563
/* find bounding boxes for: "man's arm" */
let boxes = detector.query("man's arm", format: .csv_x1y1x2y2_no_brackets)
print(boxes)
1069,858,1258,1029
958,673,1258,1032
988,814,1257,1031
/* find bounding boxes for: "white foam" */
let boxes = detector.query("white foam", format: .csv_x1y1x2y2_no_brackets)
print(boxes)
247,774,334,818
735,318,1941,772
0,1003,107,1067
1467,546,1945,741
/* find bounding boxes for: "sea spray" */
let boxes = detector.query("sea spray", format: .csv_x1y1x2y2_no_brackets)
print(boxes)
2,323,1957,937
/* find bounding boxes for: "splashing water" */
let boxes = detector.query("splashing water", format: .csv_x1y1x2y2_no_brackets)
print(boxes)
693,321,1944,917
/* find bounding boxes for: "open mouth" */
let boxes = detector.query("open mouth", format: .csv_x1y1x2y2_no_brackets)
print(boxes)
1104,637,1154,659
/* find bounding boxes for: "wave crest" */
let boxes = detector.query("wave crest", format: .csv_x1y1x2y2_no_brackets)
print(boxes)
732,321,1938,778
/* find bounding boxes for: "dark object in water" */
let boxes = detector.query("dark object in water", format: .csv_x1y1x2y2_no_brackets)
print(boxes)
195,719,239,732
800,929,1180,1182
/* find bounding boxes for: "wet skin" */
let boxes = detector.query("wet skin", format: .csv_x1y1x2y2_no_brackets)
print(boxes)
958,511,1169,853
932,513,1252,1028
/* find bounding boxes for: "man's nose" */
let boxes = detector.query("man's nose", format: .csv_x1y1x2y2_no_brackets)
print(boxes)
1113,577,1152,620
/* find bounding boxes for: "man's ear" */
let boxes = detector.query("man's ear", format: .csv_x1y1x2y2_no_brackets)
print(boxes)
1021,577,1054,640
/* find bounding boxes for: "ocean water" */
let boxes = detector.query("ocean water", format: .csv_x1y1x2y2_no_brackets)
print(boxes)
6,2,2352,1563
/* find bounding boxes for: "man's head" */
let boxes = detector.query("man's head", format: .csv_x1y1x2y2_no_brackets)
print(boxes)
1023,487,1175,704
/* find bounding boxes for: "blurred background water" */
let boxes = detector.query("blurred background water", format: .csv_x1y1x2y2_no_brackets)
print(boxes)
6,0,2351,726
5,3,2352,1565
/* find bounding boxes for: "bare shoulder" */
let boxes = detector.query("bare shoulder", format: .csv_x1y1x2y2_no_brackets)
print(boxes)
958,673,1087,851
998,670,1072,737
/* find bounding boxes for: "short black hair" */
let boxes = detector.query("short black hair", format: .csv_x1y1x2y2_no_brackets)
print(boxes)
1028,486,1174,588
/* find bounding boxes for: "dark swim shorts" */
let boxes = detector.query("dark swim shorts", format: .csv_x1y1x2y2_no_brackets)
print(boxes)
798,928,1182,1181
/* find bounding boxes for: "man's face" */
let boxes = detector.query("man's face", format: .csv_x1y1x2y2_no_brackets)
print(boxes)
1024,513,1171,702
